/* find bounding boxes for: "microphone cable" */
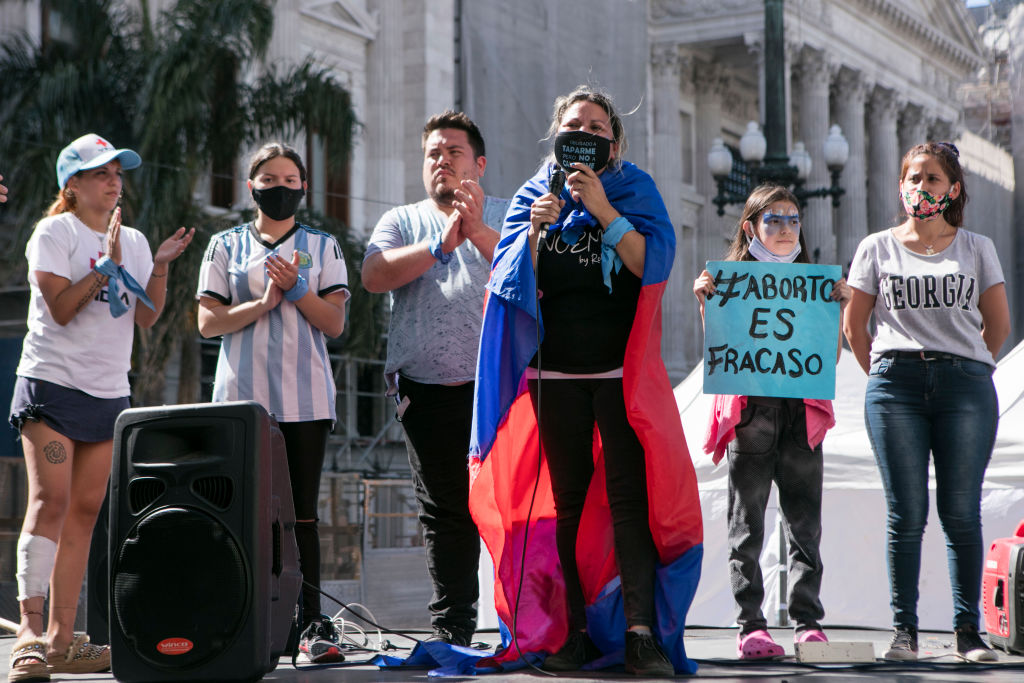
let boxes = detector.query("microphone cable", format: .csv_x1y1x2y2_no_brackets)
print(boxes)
507,165,566,676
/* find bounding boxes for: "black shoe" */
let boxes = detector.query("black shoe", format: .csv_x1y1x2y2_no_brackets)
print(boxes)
884,626,918,661
299,616,344,663
624,630,674,677
955,623,998,662
542,630,602,671
425,625,472,648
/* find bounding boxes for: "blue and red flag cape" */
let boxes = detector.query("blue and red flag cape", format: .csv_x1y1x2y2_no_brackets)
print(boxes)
468,161,704,673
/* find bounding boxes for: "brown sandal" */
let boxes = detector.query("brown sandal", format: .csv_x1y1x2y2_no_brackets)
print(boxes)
9,637,49,683
47,633,110,674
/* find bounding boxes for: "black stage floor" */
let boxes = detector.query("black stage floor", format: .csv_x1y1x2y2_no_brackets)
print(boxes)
5,626,1024,682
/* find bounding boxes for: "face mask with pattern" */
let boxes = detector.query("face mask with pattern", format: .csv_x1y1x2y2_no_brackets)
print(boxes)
901,187,952,221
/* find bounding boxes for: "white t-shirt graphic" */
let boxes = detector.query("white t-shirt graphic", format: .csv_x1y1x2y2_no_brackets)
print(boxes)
848,228,1004,366
18,212,154,398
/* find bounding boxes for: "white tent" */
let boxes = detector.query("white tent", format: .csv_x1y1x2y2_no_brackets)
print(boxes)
680,343,1024,631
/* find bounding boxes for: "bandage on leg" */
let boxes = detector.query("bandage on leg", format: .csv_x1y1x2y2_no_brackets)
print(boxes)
16,533,57,601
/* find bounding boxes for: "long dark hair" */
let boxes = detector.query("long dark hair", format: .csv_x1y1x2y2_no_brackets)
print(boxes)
248,142,307,182
723,184,810,263
898,141,968,227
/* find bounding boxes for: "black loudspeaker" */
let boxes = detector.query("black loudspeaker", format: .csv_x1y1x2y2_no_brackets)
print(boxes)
108,401,301,683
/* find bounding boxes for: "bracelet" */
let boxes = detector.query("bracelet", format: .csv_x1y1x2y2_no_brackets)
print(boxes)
150,269,168,278
602,216,635,248
428,232,452,264
284,274,309,302
93,256,113,284
94,255,116,273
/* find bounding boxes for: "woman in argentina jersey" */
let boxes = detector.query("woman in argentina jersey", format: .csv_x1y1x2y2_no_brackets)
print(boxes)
196,143,349,662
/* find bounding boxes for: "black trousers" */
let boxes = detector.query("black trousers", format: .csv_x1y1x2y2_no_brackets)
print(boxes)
726,397,824,634
528,376,658,631
397,376,480,637
278,420,331,628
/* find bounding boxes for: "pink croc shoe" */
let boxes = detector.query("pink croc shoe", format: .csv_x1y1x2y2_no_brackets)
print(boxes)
737,629,785,660
795,629,828,644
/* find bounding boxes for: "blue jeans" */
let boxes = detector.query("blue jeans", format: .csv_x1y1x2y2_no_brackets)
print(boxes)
864,354,997,631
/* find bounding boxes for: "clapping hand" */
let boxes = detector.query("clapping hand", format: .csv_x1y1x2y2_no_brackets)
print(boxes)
154,227,196,265
265,251,301,292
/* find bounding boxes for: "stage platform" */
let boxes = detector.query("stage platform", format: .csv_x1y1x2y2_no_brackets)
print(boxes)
5,626,1024,682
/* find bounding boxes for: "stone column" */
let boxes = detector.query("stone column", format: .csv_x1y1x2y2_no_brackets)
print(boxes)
898,104,928,155
929,118,956,144
693,60,732,263
366,0,405,209
794,46,834,263
867,86,901,232
831,67,869,268
649,42,690,381
651,43,685,230
399,0,455,202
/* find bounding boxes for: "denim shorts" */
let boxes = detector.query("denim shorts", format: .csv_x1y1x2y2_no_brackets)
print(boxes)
9,376,129,443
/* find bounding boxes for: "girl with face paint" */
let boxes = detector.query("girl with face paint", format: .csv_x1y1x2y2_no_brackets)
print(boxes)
475,85,702,676
196,143,351,663
693,184,850,660
844,142,1010,662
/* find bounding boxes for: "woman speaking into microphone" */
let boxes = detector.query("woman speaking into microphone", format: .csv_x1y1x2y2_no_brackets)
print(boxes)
469,86,703,677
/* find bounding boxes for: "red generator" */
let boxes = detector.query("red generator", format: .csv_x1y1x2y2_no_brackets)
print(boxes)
983,520,1024,654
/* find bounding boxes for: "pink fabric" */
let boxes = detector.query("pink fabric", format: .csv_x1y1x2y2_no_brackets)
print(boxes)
703,394,835,465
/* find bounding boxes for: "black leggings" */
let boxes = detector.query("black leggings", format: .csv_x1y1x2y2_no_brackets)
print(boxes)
528,377,658,631
278,420,331,627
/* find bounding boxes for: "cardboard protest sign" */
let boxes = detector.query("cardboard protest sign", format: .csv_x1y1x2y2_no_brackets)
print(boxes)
703,260,841,400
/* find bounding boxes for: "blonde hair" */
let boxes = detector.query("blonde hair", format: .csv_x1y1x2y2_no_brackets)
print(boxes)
545,85,628,168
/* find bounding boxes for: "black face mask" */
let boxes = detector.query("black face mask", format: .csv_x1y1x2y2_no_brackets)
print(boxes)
553,130,612,173
251,184,305,221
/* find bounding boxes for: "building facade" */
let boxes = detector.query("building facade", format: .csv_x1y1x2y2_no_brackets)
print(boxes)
1,0,1017,375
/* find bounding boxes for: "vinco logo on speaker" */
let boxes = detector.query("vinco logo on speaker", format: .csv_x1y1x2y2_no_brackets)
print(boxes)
156,638,194,655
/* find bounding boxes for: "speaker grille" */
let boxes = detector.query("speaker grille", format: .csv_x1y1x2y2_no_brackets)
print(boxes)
112,507,248,669
191,476,234,510
126,477,166,515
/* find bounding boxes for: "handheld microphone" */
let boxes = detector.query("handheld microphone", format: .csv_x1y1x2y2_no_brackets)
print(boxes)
539,166,566,240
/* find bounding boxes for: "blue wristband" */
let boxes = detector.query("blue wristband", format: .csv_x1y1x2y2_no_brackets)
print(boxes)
428,232,453,264
602,216,635,247
284,274,309,301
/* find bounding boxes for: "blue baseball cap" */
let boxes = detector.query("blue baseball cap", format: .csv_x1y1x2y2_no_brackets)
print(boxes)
56,133,142,189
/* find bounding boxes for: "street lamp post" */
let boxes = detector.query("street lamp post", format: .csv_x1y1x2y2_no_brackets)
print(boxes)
708,0,848,215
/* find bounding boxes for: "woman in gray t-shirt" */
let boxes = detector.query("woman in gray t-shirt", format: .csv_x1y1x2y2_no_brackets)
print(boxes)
844,141,1010,663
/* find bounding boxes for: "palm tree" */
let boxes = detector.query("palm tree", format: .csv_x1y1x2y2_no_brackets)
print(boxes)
0,0,364,405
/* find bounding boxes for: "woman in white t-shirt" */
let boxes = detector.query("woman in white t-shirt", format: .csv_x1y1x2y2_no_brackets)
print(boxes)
196,143,350,664
8,134,193,682
844,141,1010,664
